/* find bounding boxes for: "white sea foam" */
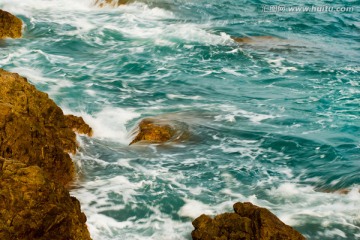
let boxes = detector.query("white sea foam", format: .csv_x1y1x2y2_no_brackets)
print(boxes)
178,199,214,219
215,104,277,124
64,107,140,144
8,67,74,96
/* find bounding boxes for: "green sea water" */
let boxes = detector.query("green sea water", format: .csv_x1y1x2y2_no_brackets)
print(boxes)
1,0,359,239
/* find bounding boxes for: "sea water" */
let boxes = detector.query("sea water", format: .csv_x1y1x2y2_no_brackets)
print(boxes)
1,0,359,239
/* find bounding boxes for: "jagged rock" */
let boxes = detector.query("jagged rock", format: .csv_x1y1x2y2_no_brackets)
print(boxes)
192,202,305,240
0,68,92,185
0,69,92,239
129,117,190,145
65,115,93,137
0,158,91,240
0,9,22,39
95,0,131,7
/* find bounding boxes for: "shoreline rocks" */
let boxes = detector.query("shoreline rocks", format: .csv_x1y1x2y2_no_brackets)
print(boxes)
0,9,22,39
192,202,305,240
0,69,92,239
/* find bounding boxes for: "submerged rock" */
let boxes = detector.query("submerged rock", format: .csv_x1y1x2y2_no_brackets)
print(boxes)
129,117,189,145
231,36,281,44
0,69,92,239
0,158,91,240
192,202,305,240
0,9,22,39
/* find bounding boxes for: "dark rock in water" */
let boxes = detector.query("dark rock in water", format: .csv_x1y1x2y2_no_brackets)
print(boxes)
0,158,91,240
0,69,92,239
192,202,305,240
0,69,92,185
129,117,189,145
0,9,22,39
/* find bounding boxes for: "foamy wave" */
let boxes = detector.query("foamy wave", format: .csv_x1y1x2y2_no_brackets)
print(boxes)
64,107,140,144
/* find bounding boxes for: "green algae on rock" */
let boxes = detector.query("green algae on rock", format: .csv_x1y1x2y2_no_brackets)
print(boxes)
0,9,22,39
192,202,305,240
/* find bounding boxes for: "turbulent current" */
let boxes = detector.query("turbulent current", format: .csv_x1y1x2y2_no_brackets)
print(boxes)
1,0,359,239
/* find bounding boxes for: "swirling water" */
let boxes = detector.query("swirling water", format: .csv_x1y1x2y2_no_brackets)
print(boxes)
1,0,360,239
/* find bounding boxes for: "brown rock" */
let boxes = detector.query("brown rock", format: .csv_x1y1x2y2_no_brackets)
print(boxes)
231,36,281,44
0,158,91,240
0,9,22,39
130,118,175,145
130,117,191,145
95,0,131,7
65,114,93,137
192,202,305,240
0,68,92,185
0,69,92,239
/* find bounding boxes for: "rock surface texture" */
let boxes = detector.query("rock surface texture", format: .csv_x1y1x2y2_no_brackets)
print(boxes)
0,9,22,39
130,118,176,145
0,158,91,240
192,202,305,240
95,0,131,7
0,69,92,239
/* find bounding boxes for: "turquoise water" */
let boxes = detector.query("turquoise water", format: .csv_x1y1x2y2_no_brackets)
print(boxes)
1,0,360,239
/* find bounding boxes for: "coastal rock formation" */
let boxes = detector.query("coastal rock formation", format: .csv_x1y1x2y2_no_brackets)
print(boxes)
0,69,91,185
65,114,93,137
0,69,92,239
192,202,305,240
0,9,22,39
95,0,131,7
129,118,189,145
0,158,91,240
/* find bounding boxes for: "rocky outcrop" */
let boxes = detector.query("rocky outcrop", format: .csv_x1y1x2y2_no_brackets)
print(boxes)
0,69,92,239
0,158,91,240
65,115,93,137
192,202,305,240
0,9,22,39
129,117,189,145
0,69,92,185
95,0,131,7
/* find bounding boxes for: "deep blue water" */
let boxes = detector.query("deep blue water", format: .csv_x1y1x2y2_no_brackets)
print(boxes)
1,0,359,239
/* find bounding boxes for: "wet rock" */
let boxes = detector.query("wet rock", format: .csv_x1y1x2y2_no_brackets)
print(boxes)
0,69,92,185
129,117,190,145
95,0,131,7
65,114,93,137
0,69,92,239
0,158,91,240
231,36,281,44
192,202,305,240
0,9,22,39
